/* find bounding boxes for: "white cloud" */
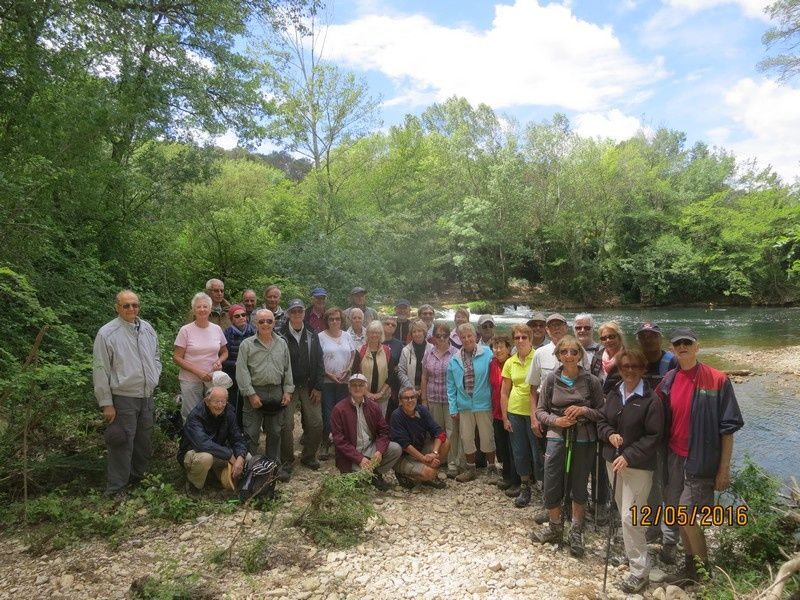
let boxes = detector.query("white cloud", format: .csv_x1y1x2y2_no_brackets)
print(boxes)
213,130,239,150
664,0,771,20
324,0,662,112
573,109,645,141
708,78,800,182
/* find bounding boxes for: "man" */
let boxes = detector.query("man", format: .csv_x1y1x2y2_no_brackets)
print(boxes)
637,321,678,389
93,290,162,498
304,287,328,334
526,312,549,349
446,323,499,484
418,304,436,338
206,278,231,329
344,286,379,327
477,315,496,346
390,387,450,488
574,313,602,377
260,285,287,331
330,374,402,490
236,309,294,464
241,289,258,320
394,299,412,344
178,386,248,495
658,327,744,586
277,299,325,474
381,314,405,417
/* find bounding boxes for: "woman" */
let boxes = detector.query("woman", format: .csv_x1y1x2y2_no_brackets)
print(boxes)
398,320,433,394
173,292,229,421
597,348,663,594
449,307,470,349
532,335,604,558
318,307,354,460
421,322,462,478
500,324,540,506
490,334,521,495
354,320,393,417
222,303,255,428
346,307,366,351
597,320,626,393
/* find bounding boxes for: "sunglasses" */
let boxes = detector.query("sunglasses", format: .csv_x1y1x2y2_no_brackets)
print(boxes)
119,303,140,309
574,326,592,331
328,316,341,321
599,334,618,341
257,318,274,325
400,396,417,401
559,348,580,356
481,323,495,328
232,313,247,319
433,333,449,339
513,335,528,341
673,339,695,347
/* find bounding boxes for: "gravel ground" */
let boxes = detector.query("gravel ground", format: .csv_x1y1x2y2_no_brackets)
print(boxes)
715,345,800,376
0,459,696,600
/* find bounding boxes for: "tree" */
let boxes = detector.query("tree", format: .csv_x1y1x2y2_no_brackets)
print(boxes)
758,0,800,80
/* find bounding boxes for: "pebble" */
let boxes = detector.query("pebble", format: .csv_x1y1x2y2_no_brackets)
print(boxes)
179,530,193,541
649,567,666,583
653,588,667,600
665,585,690,600
488,562,503,572
59,574,74,589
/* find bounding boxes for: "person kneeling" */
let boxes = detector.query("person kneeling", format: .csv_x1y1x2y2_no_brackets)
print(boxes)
179,386,249,495
390,387,451,489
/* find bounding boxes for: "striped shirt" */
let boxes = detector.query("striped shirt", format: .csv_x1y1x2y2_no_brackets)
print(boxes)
462,347,476,396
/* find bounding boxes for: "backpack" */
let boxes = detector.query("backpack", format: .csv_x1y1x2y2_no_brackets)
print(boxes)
238,456,280,502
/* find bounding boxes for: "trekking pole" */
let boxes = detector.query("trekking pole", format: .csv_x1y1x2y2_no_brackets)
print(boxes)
560,424,575,547
602,448,621,594
593,441,601,532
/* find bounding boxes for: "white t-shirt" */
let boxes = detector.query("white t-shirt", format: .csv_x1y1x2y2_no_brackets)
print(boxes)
318,330,354,376
174,322,227,382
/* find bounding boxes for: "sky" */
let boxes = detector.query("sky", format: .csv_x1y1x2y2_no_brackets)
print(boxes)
220,0,800,183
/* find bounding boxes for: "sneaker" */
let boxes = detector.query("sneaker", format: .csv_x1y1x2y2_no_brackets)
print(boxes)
617,574,647,594
504,485,521,498
446,465,459,479
660,543,677,565
486,465,501,485
514,484,532,508
371,474,391,492
568,525,585,557
422,478,446,489
531,521,563,544
396,474,416,489
455,466,477,483
533,508,549,524
300,457,321,470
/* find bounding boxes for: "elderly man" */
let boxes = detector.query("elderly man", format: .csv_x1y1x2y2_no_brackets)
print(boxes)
526,312,549,349
418,304,436,338
477,315,496,346
236,309,294,463
344,286,379,327
637,322,678,388
206,278,231,329
331,374,402,490
178,386,248,495
305,287,328,334
259,285,287,331
446,323,498,484
390,387,450,488
394,299,412,344
277,299,325,474
93,290,162,498
241,289,258,320
660,327,744,586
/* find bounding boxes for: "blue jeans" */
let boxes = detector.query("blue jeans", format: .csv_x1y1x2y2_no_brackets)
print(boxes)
508,413,544,483
321,382,349,438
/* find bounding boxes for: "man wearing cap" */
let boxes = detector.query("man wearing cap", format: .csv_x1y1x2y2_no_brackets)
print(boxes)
344,287,379,327
394,299,413,344
477,315,496,346
93,289,162,498
236,309,294,463
179,386,248,495
330,374,402,490
658,328,744,586
241,289,258,321
205,278,232,329
278,299,325,474
637,322,678,389
390,387,450,488
305,287,328,334
260,285,287,331
526,312,549,349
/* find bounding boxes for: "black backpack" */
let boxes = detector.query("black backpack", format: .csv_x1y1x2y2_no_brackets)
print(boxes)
238,456,280,502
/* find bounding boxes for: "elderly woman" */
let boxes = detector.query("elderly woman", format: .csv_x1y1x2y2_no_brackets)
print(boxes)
449,307,470,349
597,347,663,594
421,322,462,478
532,335,604,558
490,334,520,495
346,307,366,351
398,320,433,394
500,324,540,506
174,292,229,421
354,320,394,417
318,307,354,460
417,304,436,338
222,303,255,427
598,320,626,393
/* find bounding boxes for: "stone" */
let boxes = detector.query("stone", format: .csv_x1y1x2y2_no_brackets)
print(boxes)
179,531,193,541
488,562,503,572
649,568,666,583
59,574,74,589
653,589,666,600
476,584,489,593
665,585,690,600
35,575,48,585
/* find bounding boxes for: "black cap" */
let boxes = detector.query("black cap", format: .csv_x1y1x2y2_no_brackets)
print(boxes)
395,299,411,307
636,321,662,335
351,286,366,295
669,327,698,344
286,298,305,311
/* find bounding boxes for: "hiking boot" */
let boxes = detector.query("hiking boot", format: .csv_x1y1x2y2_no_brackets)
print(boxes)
514,483,532,508
531,521,563,544
533,508,549,524
660,543,677,565
300,457,321,470
486,465,501,485
371,473,391,492
504,484,521,498
497,478,514,490
568,524,585,557
422,478,446,489
396,474,416,489
663,556,702,588
617,573,647,594
446,465,459,479
455,465,477,483
185,481,203,499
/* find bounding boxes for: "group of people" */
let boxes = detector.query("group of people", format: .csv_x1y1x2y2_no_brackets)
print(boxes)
93,281,744,594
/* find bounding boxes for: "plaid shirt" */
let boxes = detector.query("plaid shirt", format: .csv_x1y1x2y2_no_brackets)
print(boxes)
422,346,455,403
462,347,476,397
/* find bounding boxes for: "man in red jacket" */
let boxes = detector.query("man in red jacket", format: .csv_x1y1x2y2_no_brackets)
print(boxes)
330,373,402,490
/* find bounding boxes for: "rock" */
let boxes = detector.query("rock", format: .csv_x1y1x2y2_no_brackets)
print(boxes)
665,585,690,600
488,562,503,572
300,578,320,592
129,539,144,548
35,575,48,585
649,568,666,583
653,588,666,600
179,530,193,541
476,584,489,593
59,574,74,589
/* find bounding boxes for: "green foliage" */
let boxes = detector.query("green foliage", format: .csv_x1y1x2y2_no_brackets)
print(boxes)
129,562,213,600
292,471,378,547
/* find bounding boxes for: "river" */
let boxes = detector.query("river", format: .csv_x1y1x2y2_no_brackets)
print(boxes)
440,305,800,482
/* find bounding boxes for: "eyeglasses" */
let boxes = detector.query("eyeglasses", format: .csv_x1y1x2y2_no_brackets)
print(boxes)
559,348,580,356
257,318,274,325
232,313,246,319
599,334,618,341
384,322,397,327
481,323,495,329
513,335,529,341
620,363,644,371
400,396,417,401
673,339,695,347
574,326,592,331
433,333,448,339
420,312,434,317
328,316,341,321
119,303,140,309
